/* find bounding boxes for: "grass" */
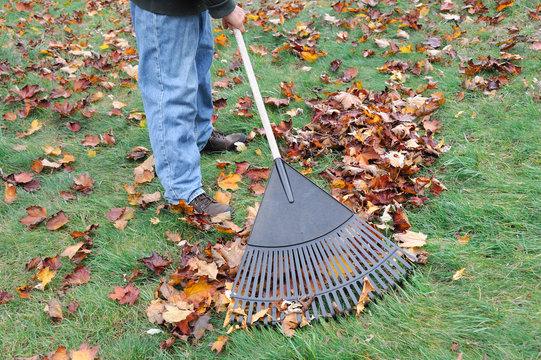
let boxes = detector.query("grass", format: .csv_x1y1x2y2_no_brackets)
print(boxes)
1,0,540,359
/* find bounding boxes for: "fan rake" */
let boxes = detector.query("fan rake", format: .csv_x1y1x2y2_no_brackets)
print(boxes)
230,29,414,326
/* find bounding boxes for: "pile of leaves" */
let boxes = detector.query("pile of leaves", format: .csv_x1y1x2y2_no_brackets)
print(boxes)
275,83,447,227
138,237,246,349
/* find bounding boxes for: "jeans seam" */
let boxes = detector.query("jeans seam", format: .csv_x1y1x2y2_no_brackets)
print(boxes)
152,12,181,202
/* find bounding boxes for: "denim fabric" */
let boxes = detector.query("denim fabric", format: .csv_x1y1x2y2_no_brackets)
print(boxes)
130,2,214,204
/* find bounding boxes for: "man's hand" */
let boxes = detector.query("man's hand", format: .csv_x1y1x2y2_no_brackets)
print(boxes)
222,5,245,32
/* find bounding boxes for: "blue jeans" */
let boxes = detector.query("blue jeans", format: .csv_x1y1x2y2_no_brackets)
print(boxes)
130,2,214,204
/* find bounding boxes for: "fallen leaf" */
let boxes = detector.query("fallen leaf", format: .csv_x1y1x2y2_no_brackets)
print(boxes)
218,173,242,191
69,343,99,360
211,336,229,354
453,268,465,281
20,206,47,229
62,265,91,287
46,211,70,231
4,183,17,204
107,283,140,305
356,277,375,316
138,251,172,274
44,298,63,322
34,267,56,290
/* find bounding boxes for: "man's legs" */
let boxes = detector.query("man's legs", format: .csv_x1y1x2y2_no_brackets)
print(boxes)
130,2,206,204
194,12,214,151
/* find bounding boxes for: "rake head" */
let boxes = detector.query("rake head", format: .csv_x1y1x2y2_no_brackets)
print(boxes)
230,160,414,326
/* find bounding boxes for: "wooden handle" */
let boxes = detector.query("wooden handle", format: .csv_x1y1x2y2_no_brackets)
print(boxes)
233,28,281,160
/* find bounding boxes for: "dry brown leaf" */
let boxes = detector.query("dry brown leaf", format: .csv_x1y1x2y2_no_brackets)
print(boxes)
282,313,299,338
60,242,84,259
44,298,63,322
146,299,166,324
356,277,375,316
69,343,99,360
134,155,155,184
46,211,70,231
211,335,229,354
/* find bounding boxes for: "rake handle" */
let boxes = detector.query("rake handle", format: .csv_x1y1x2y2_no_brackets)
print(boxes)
233,28,281,161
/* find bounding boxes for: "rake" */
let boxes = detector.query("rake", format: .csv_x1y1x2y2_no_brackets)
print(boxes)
230,29,414,326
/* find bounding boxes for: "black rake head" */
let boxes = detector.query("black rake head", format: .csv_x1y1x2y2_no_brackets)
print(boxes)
229,160,414,326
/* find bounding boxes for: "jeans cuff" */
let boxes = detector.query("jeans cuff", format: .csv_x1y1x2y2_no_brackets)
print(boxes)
187,188,205,204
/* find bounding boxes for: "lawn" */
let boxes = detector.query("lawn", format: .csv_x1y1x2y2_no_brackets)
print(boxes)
0,0,540,359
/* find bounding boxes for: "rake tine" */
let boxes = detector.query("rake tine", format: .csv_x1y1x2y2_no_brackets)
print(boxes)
292,248,306,297
309,242,338,287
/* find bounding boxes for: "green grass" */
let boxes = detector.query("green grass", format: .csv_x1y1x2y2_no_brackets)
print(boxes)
1,0,540,359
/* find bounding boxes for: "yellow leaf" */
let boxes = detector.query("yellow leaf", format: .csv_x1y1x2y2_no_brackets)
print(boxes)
399,43,412,53
301,51,318,62
217,173,241,191
87,150,97,158
214,190,232,205
34,268,56,290
453,268,465,281
99,43,109,50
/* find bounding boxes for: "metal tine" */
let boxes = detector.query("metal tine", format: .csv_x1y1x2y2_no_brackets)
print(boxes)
236,248,257,297
318,237,349,285
292,248,307,297
308,241,339,288
288,249,300,299
299,245,319,294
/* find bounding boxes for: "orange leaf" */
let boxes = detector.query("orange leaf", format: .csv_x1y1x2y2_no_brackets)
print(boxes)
4,183,17,204
46,211,70,231
214,190,232,205
211,336,229,354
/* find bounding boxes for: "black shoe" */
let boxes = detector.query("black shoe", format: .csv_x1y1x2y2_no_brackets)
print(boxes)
189,193,233,217
202,128,247,153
